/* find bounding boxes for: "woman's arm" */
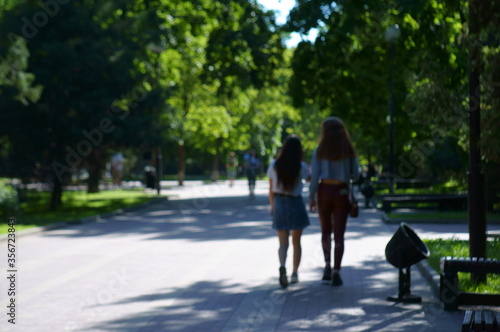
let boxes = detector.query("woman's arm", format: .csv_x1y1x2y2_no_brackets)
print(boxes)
269,179,274,216
301,162,311,182
309,150,319,212
352,157,361,181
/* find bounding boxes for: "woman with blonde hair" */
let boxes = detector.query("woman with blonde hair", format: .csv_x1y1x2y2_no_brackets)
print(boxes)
309,117,360,286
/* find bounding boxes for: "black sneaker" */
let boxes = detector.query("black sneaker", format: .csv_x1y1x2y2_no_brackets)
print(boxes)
332,272,343,286
279,266,288,288
322,266,332,281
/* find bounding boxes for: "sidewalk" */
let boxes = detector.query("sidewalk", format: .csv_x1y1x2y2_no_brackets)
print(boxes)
1,180,490,331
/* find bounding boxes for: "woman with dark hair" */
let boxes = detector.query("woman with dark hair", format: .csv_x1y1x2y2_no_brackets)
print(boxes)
267,135,310,288
309,117,360,286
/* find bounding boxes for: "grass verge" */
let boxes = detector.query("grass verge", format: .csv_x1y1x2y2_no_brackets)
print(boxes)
423,237,500,293
1,189,161,234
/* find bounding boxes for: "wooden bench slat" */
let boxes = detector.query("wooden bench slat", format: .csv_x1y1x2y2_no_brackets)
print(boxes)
461,310,500,332
440,257,500,274
474,310,482,332
462,310,474,332
484,311,494,332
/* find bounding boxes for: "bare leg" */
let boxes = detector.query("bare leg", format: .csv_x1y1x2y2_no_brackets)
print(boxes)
291,230,303,274
276,230,289,266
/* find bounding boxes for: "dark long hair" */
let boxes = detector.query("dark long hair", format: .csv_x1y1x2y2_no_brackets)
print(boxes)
275,135,303,191
317,117,357,161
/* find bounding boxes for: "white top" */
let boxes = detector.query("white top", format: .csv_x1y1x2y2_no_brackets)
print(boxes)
111,153,124,171
267,161,310,196
309,148,360,201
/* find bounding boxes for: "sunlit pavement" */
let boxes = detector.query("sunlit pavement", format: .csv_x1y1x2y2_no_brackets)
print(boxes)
3,180,498,331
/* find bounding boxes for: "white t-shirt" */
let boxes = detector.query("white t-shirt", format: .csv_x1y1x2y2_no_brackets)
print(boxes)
267,161,310,196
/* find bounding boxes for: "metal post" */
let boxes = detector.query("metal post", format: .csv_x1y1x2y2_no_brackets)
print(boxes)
468,0,486,283
385,25,399,194
389,40,395,187
156,150,163,195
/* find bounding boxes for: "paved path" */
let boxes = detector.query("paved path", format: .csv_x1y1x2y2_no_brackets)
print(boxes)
2,180,498,331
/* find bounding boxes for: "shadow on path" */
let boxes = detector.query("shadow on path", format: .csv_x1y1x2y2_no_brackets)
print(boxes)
83,257,459,332
40,194,393,243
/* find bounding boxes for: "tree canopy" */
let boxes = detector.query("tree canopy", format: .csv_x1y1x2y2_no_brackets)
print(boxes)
286,0,499,181
0,0,499,209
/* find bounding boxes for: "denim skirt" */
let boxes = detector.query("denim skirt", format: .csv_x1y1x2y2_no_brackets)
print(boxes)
272,195,310,230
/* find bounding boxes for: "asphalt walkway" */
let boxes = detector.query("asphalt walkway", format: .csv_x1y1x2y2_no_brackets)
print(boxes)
2,180,498,331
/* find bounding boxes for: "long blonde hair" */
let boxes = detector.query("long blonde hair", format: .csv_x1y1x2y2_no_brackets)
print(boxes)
317,117,357,161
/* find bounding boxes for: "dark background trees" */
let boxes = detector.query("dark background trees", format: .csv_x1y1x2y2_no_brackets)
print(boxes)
285,0,499,204
0,0,499,211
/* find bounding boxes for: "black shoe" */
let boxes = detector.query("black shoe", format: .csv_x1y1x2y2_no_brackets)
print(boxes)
322,266,332,281
332,272,343,286
279,266,288,288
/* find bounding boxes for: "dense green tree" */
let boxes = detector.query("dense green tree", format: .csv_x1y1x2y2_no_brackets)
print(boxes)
286,0,417,172
201,0,285,178
0,35,43,178
286,0,499,187
0,0,164,208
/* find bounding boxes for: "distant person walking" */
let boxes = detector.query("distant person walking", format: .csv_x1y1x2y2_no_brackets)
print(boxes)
309,117,360,286
361,163,377,208
110,152,125,186
244,149,260,196
267,136,310,288
226,152,238,187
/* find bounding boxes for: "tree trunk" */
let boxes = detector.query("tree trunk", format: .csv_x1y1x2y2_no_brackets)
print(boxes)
211,137,222,181
51,174,62,210
87,148,106,194
87,167,101,193
177,143,185,186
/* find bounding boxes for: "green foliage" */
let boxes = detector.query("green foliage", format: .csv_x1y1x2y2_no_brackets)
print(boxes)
426,137,468,182
284,1,500,210
286,1,417,167
203,0,284,95
0,0,170,198
0,179,19,217
4,0,496,207
0,35,42,105
424,238,500,293
154,0,290,178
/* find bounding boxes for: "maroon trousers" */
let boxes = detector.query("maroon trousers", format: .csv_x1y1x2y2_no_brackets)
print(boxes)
317,182,350,271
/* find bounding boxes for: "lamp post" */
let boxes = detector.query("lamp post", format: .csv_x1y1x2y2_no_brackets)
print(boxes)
385,24,401,193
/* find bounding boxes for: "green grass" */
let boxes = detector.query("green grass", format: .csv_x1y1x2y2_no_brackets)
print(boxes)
387,211,500,221
1,189,161,234
423,238,500,293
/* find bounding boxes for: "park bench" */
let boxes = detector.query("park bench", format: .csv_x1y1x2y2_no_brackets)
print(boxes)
461,310,500,332
440,256,500,311
381,193,467,213
372,178,431,191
